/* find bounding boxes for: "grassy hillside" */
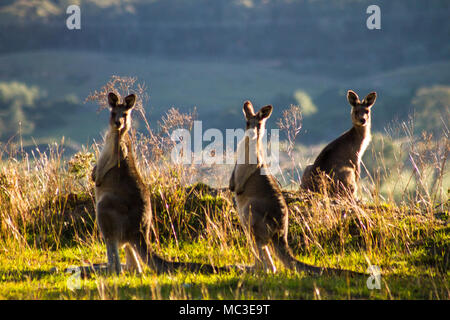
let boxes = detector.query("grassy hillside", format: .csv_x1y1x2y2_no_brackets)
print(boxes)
0,95,448,299
0,139,448,299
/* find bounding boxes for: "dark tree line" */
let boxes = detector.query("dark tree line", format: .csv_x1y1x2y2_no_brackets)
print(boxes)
0,0,449,72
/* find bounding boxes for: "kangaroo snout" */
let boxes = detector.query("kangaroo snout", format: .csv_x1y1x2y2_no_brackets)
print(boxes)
355,113,370,126
114,118,123,128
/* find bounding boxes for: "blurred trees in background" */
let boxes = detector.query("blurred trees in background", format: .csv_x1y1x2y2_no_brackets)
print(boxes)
0,81,79,140
0,0,449,74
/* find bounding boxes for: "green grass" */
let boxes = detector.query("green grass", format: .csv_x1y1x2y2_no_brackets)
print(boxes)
0,128,448,299
1,238,448,300
0,162,448,299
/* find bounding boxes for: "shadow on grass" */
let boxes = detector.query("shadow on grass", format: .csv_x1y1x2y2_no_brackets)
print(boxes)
0,269,57,282
1,262,447,299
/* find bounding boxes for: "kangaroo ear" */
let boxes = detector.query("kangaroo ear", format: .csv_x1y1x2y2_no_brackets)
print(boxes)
363,92,377,107
347,90,360,107
108,92,119,108
124,94,137,110
258,105,273,120
243,100,255,119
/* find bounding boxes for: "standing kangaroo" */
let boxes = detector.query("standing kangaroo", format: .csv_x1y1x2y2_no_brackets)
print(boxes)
301,90,377,198
229,101,362,276
90,92,225,275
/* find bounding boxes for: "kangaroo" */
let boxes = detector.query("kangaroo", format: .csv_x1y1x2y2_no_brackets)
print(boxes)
229,101,362,276
88,92,226,275
301,90,377,198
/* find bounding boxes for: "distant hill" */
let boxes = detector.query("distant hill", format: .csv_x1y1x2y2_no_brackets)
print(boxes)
0,50,448,149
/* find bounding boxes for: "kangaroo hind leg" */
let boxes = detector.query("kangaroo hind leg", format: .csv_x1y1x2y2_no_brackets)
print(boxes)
125,244,143,274
262,245,277,273
255,243,277,273
106,240,121,274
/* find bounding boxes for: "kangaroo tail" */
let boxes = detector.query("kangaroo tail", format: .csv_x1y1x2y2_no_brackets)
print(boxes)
134,234,229,274
147,253,230,274
271,234,325,274
271,234,364,277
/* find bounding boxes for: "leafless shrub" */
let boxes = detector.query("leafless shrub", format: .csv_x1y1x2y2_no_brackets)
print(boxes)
277,105,303,157
140,107,197,163
85,75,148,114
277,104,303,185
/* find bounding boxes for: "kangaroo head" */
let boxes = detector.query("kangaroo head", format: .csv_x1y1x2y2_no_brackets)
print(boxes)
347,90,376,127
242,101,273,139
107,92,136,132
